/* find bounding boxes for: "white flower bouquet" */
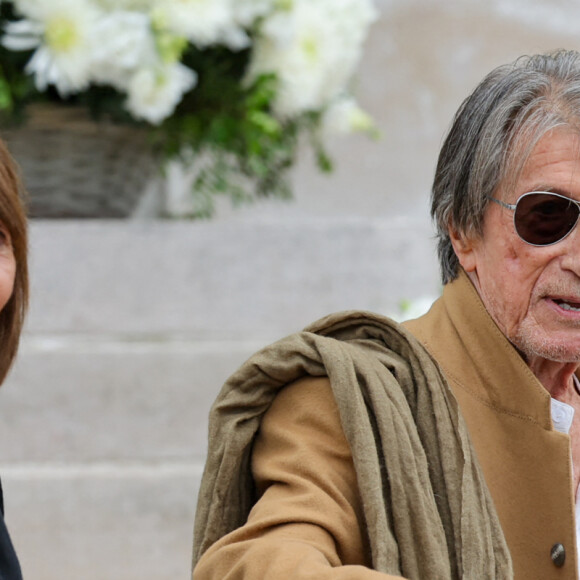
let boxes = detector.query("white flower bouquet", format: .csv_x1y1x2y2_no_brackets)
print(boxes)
0,0,377,216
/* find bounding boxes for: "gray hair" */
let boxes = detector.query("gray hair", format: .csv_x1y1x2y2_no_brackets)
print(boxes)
433,49,580,284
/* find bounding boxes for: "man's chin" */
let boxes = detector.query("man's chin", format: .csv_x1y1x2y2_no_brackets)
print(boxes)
512,331,580,364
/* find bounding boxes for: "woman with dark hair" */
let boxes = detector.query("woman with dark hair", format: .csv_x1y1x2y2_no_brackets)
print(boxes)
0,136,29,580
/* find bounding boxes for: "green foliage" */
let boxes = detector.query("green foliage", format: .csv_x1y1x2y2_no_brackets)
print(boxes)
149,46,326,217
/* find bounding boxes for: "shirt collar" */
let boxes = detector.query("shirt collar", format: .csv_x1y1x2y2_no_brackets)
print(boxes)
551,375,580,435
551,398,575,434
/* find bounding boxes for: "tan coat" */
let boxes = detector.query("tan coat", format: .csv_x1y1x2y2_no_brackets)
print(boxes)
404,271,577,580
193,271,577,579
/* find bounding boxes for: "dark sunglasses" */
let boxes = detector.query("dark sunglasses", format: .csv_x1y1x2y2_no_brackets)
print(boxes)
487,191,580,246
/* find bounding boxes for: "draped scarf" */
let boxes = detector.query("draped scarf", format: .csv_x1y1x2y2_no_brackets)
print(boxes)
192,311,513,579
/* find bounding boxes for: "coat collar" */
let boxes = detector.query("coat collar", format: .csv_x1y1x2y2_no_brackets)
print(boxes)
403,269,553,430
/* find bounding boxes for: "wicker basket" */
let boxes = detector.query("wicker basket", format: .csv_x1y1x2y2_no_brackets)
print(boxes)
2,105,157,218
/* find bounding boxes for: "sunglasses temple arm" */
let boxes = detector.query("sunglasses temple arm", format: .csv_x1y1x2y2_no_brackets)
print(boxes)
487,196,516,211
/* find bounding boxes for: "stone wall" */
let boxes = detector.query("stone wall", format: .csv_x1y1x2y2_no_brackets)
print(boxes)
1,1,580,578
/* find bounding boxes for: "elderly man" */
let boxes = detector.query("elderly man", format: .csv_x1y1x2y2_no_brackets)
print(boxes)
192,50,580,579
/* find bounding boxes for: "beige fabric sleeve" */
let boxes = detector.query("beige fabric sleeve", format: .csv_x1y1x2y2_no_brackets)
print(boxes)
193,376,405,579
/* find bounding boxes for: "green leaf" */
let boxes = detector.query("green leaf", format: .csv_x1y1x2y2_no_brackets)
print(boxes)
0,78,13,111
247,111,281,136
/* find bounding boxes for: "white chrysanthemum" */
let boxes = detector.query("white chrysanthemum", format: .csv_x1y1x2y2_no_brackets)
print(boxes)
248,0,377,116
321,95,375,135
3,0,100,95
125,62,197,124
151,0,249,50
90,11,156,90
234,0,276,27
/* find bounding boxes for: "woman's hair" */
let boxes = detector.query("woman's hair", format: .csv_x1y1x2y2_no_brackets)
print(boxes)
433,49,580,284
0,137,28,385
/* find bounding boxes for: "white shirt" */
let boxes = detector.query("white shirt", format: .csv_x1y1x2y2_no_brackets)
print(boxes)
550,393,579,573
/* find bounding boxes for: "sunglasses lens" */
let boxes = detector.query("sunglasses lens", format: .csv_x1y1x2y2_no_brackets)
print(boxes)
514,193,580,245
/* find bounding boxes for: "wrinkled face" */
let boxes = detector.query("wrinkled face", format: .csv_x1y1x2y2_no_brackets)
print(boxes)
0,222,15,314
454,128,580,363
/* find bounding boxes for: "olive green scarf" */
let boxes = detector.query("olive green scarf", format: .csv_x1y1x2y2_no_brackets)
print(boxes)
192,311,512,579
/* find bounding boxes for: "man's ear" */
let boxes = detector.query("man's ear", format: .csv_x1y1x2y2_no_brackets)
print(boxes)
448,225,478,273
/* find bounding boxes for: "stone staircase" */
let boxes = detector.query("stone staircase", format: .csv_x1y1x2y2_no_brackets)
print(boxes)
0,217,439,579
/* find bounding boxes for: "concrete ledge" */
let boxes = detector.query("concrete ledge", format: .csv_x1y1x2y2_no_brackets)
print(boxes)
27,218,440,338
0,344,260,462
2,465,200,580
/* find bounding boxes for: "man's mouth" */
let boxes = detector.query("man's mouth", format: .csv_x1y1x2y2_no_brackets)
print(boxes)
553,298,580,312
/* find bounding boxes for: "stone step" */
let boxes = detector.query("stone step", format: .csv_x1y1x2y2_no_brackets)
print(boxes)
0,342,261,462
1,465,200,580
27,218,441,338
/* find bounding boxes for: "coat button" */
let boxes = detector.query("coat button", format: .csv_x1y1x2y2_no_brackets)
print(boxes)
551,543,566,567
